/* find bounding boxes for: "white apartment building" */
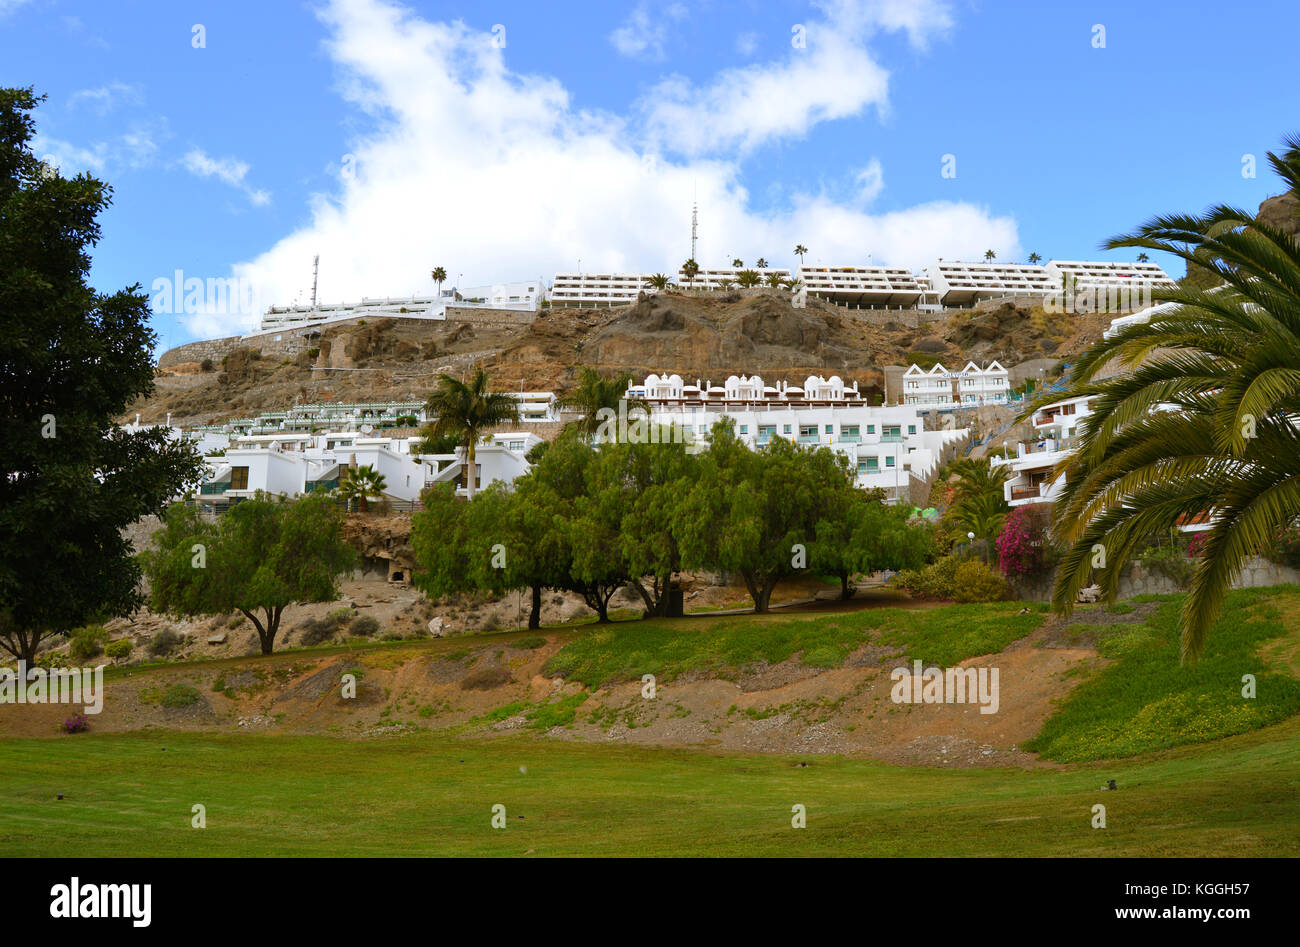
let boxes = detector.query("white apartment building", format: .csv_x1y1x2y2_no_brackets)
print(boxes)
989,394,1098,506
1045,260,1176,292
196,429,543,507
924,262,1058,306
901,361,1009,407
258,280,544,331
550,272,652,307
1103,300,1180,339
797,265,925,308
675,266,791,290
626,372,966,499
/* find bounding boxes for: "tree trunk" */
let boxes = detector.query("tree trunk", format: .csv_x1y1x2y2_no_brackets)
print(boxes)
840,573,855,600
756,579,775,614
529,584,542,630
466,440,477,500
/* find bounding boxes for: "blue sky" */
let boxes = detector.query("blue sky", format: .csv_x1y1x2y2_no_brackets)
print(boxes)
1,0,1294,351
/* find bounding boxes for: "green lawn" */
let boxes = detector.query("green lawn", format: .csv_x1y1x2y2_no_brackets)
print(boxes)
2,722,1298,857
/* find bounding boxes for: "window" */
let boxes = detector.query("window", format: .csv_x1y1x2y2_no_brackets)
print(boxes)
908,425,916,435
885,456,895,468
799,425,817,438
783,424,792,435
842,426,859,437
739,425,748,434
508,440,525,451
857,460,869,473
866,425,875,434
825,425,833,434
230,466,249,490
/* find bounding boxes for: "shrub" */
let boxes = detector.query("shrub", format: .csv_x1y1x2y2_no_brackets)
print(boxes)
513,635,547,650
200,357,214,372
68,625,109,661
62,714,90,734
1266,524,1300,568
461,667,513,690
105,638,133,659
894,555,963,600
1139,542,1196,588
298,618,338,647
350,615,380,637
148,628,184,657
995,506,1062,578
952,560,1012,603
142,683,202,708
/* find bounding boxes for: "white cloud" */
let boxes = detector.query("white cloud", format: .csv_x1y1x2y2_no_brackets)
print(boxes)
30,134,108,174
640,0,953,157
69,82,143,115
182,148,271,207
192,0,1014,340
735,32,759,56
609,2,686,61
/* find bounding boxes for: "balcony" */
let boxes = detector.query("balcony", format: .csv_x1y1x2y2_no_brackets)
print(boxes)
797,434,822,445
838,434,862,443
1010,484,1043,501
881,434,904,443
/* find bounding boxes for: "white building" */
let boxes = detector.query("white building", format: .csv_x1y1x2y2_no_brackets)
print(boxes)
258,280,544,331
626,372,966,499
1045,260,1176,293
990,394,1098,506
901,361,1009,407
675,266,791,290
924,262,1058,306
796,265,925,308
196,429,543,507
1103,300,1180,339
550,272,652,307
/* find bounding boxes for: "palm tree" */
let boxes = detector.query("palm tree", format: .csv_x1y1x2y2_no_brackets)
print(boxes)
731,257,744,268
336,464,387,513
1040,134,1300,660
783,278,804,293
984,249,997,263
793,244,808,264
945,458,1010,550
755,257,768,269
765,271,784,288
682,258,700,287
736,268,762,288
647,273,670,291
560,366,642,439
1136,252,1150,263
422,368,520,500
1027,252,1042,265
431,266,447,298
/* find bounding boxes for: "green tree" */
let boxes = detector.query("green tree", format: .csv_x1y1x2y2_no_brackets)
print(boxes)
793,244,808,263
1027,252,1042,265
736,268,762,287
421,368,520,500
731,257,744,267
336,464,387,513
984,249,997,263
677,419,852,612
647,273,670,290
410,482,469,600
765,271,785,288
682,258,700,286
811,489,933,599
1043,134,1300,660
943,458,1010,554
755,257,769,269
0,88,204,665
431,265,447,298
143,493,355,655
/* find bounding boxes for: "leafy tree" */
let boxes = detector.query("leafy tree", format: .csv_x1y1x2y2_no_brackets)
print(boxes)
143,493,355,655
677,419,852,612
417,431,462,454
421,368,520,500
811,489,933,599
1044,134,1300,660
336,464,387,513
0,88,204,665
410,483,469,600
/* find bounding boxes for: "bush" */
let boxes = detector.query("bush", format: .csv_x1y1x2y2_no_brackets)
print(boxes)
952,560,1012,603
68,625,109,661
62,713,90,734
148,628,184,657
513,635,547,650
105,638,133,659
143,683,202,708
200,357,214,372
350,615,380,637
461,667,513,690
895,556,1009,602
298,618,339,647
1267,524,1300,568
1138,542,1196,588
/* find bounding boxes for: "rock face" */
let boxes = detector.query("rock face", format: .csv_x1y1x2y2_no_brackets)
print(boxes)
343,515,416,582
1257,190,1300,239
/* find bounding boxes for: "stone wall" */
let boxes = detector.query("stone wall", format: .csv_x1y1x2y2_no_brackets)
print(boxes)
157,335,242,369
444,306,537,326
1009,555,1300,602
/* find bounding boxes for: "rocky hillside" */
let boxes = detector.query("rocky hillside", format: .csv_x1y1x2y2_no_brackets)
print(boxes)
137,289,1115,426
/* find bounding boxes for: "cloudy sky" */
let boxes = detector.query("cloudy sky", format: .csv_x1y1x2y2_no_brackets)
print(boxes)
1,0,1294,349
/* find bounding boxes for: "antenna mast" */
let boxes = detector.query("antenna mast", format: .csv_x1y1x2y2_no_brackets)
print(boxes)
690,200,698,262
311,254,319,310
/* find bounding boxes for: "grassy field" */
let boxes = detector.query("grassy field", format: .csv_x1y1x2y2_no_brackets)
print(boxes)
2,720,1299,857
